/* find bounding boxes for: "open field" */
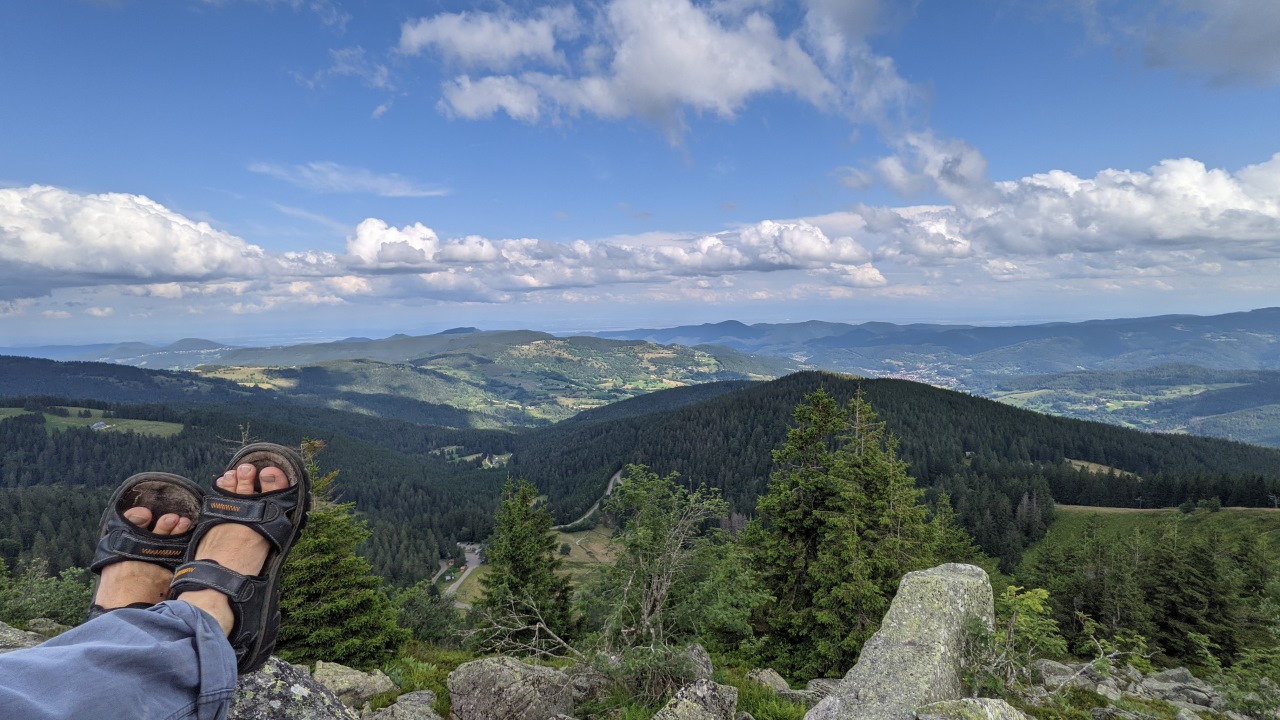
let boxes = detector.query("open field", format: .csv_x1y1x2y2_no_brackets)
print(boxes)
450,525,618,603
0,407,184,437
1064,459,1137,478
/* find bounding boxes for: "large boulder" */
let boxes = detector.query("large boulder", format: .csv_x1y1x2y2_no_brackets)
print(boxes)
231,657,358,720
448,656,575,720
653,679,739,720
686,643,715,681
312,661,398,708
806,563,995,720
747,668,791,693
0,620,43,654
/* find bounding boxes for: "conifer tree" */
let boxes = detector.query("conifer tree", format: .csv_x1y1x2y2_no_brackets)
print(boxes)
276,439,409,669
742,388,937,679
472,477,576,657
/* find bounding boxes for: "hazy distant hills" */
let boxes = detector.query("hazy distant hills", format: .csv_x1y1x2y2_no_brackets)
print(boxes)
592,307,1280,384
1,330,801,427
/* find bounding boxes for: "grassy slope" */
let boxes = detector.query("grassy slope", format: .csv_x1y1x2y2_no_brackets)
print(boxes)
0,407,183,437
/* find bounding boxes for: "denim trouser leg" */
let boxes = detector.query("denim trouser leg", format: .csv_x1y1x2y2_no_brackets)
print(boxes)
0,600,237,720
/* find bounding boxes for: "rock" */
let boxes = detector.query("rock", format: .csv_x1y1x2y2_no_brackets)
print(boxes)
1174,708,1202,720
313,661,398,708
1151,668,1196,684
448,656,575,720
1034,659,1075,688
25,617,71,637
1177,688,1212,707
805,563,995,720
366,691,442,720
1122,666,1144,685
565,665,613,705
653,680,739,720
0,620,43,654
231,656,358,720
915,698,1033,720
686,643,715,681
737,713,757,720
747,668,791,693
1094,683,1123,702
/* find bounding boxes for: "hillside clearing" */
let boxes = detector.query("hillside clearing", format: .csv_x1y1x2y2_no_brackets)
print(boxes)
0,407,184,438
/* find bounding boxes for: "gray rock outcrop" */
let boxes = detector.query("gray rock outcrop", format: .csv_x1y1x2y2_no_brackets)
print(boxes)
26,617,71,637
313,661,398,708
686,643,715,681
447,655,576,720
231,657,358,720
747,668,791,693
0,619,44,654
653,679,739,720
806,563,995,720
916,699,1033,720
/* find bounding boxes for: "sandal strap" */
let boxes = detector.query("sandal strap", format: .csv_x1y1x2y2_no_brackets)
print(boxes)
199,489,301,552
90,519,192,573
170,559,270,666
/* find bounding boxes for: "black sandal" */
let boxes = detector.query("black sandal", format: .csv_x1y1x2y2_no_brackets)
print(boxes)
169,443,311,674
88,472,204,620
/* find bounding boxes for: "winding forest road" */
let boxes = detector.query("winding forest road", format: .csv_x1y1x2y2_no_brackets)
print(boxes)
552,468,624,530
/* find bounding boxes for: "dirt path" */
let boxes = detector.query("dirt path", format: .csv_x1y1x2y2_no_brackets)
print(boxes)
552,468,623,530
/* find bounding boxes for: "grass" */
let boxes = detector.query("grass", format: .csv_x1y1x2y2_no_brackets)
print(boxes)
377,642,476,717
1064,459,1136,478
0,407,184,437
715,665,808,720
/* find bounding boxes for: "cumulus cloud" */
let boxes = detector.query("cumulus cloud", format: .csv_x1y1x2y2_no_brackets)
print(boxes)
248,161,448,197
0,185,268,299
411,0,862,139
344,217,878,300
400,6,580,70
864,153,1280,279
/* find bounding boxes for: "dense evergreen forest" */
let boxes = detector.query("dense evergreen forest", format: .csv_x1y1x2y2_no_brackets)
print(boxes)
497,372,1280,567
2,370,1278,582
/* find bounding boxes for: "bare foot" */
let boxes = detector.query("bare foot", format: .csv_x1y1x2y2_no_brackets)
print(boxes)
94,510,193,610
176,463,289,636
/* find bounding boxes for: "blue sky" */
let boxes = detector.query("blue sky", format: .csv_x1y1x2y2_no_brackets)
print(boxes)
2,0,1279,345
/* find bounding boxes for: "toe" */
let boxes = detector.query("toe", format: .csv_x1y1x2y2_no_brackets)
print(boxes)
259,466,289,492
123,506,153,529
216,469,238,493
235,463,258,494
153,513,185,535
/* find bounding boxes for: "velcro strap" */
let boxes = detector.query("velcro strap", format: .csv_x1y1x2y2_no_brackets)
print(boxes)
90,515,191,573
169,561,257,603
202,495,270,522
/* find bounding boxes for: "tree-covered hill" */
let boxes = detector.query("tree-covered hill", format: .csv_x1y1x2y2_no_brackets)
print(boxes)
489,372,1280,567
3,370,1278,582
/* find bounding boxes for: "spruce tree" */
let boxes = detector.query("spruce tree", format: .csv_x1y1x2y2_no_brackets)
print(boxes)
473,477,576,657
742,388,937,679
276,440,410,669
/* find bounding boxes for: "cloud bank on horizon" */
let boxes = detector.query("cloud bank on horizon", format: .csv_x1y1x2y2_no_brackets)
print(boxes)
1,0,1278,342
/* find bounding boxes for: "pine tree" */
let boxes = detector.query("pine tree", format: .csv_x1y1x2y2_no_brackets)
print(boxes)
473,477,576,657
742,388,938,679
276,439,410,669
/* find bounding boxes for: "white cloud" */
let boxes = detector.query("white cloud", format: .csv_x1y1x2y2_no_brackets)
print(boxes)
418,0,843,139
86,307,114,317
41,310,71,319
0,185,268,298
326,47,391,89
865,153,1280,280
344,217,880,300
400,6,580,70
248,161,448,197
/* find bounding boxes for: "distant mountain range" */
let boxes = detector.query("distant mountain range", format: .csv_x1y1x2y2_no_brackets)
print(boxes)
590,307,1280,384
4,307,1278,443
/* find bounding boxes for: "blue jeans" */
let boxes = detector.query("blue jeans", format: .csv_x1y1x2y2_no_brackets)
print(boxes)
0,601,237,720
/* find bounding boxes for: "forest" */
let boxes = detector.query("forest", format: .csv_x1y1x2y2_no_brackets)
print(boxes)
2,371,1279,582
